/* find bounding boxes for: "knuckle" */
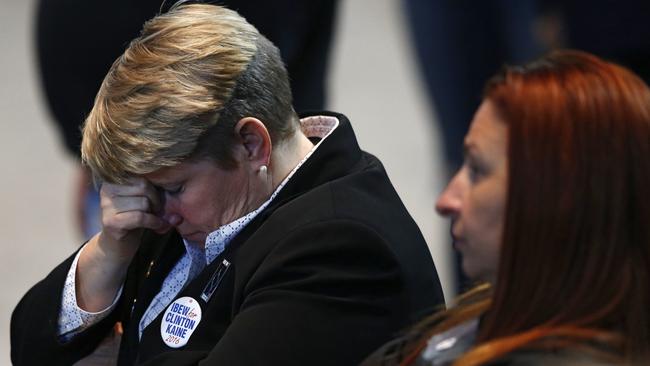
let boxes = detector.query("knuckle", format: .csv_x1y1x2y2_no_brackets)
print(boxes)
112,229,127,241
140,196,150,210
102,183,118,194
147,188,159,203
134,178,147,191
102,216,116,230
133,211,146,224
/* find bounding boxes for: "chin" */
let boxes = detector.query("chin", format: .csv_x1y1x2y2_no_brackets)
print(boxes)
465,268,496,286
182,231,207,245
462,262,481,283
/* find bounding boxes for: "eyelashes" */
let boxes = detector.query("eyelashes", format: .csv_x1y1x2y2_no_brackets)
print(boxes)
166,185,183,195
154,184,184,196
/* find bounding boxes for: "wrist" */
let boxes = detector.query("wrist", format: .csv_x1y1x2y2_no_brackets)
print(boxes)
95,230,141,264
76,234,132,312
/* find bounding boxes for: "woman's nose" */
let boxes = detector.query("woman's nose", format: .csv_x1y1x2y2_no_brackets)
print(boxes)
162,213,183,226
161,198,183,226
435,174,463,217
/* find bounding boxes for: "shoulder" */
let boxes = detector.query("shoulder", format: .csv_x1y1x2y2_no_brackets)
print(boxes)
270,151,417,241
491,348,621,366
242,216,401,278
361,318,480,366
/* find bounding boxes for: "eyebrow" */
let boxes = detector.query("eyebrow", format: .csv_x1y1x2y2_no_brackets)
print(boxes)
147,177,182,190
463,141,491,167
463,141,479,158
156,180,183,187
145,170,183,185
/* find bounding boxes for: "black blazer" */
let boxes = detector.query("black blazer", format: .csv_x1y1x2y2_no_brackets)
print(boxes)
11,112,444,365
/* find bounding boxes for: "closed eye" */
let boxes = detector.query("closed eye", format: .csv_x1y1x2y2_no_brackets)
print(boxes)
467,161,479,179
165,185,183,195
464,156,486,183
153,183,184,196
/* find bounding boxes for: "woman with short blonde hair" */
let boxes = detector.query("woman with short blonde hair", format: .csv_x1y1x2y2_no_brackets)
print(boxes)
12,4,443,365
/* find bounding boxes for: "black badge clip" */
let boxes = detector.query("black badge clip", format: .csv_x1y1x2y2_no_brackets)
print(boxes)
201,259,231,303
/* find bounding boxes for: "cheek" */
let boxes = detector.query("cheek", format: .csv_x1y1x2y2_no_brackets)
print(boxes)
184,192,229,229
460,202,504,282
169,196,205,225
472,173,505,229
463,185,506,261
469,198,504,240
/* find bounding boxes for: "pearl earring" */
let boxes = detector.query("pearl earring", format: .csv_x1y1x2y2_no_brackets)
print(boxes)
259,165,268,176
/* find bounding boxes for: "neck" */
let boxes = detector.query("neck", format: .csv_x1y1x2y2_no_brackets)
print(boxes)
268,130,314,190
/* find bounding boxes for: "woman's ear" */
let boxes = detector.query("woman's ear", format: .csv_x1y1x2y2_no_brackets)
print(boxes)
233,117,272,168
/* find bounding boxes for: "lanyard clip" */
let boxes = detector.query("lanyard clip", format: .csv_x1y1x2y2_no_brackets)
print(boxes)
200,259,231,302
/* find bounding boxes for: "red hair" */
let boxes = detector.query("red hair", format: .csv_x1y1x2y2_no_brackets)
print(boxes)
471,50,650,362
368,50,650,366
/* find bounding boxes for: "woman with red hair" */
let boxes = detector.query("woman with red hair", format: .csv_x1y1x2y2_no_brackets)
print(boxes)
364,50,650,365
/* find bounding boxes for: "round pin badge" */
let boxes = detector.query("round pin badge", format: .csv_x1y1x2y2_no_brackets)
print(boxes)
160,296,202,348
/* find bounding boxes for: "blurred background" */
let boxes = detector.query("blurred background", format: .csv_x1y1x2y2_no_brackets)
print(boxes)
2,0,649,363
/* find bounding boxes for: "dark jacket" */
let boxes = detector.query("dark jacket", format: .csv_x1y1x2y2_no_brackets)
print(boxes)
11,112,444,365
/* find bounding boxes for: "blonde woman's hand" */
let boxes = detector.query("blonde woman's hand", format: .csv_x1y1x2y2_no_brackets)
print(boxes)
76,177,170,312
97,177,170,261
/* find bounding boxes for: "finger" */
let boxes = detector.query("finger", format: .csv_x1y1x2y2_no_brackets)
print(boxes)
152,221,174,234
102,179,163,214
108,195,151,214
106,211,167,232
101,178,150,197
142,182,164,214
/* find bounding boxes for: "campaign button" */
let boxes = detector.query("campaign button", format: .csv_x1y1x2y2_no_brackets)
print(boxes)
160,296,202,348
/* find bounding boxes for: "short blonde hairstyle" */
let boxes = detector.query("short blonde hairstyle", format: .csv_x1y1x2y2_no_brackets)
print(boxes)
81,4,296,183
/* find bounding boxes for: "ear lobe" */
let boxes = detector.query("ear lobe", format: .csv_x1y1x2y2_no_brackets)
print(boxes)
234,117,272,166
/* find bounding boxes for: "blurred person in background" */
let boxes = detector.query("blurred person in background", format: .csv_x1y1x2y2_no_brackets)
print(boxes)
363,50,650,365
539,0,650,84
13,4,444,365
401,0,543,292
401,0,541,179
36,0,339,239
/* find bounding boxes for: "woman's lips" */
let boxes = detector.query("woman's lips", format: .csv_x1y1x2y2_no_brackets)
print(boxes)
453,239,466,251
451,230,465,250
